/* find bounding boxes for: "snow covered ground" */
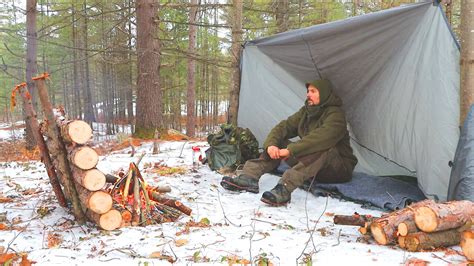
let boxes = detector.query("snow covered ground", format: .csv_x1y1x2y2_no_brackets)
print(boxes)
0,126,469,265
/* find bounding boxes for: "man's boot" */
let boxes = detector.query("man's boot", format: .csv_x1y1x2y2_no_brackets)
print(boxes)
220,174,259,193
260,183,291,206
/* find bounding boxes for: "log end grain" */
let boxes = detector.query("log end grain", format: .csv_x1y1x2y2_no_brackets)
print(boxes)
89,191,113,214
414,206,438,233
398,223,409,237
370,223,388,245
83,169,106,191
73,147,99,170
68,120,93,144
461,230,474,261
98,209,122,231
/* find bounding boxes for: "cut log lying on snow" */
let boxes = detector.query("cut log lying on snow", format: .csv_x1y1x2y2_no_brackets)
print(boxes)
397,220,419,236
401,229,461,252
86,209,122,231
414,200,474,233
69,146,99,170
461,230,474,261
59,120,93,144
72,167,106,191
371,200,435,245
334,214,377,227
149,191,192,216
76,185,112,214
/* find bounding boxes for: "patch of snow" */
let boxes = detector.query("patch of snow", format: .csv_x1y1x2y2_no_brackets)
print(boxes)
0,141,467,265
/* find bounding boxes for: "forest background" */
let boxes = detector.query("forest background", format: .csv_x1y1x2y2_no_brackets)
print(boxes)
0,0,463,146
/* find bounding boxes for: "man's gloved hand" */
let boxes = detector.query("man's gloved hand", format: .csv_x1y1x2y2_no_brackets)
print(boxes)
267,146,280,159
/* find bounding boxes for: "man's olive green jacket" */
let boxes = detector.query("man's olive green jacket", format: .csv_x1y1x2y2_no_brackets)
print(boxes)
263,82,358,169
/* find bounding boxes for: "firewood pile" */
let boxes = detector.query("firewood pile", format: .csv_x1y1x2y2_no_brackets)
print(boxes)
12,73,192,231
334,199,474,261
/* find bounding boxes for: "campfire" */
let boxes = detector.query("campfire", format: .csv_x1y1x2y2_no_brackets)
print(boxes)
108,161,192,227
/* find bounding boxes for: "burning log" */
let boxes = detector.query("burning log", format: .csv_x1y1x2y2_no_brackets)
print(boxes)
86,209,122,231
148,191,192,216
109,162,192,226
461,230,474,261
59,120,93,145
370,200,435,245
68,146,99,170
414,200,474,233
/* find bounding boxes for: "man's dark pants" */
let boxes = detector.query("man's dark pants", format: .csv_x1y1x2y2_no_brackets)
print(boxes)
242,147,352,192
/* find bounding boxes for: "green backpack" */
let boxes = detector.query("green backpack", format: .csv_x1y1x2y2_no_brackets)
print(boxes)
206,124,260,171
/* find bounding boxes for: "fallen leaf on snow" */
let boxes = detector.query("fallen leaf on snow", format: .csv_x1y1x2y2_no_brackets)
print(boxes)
149,251,175,262
0,253,16,264
19,253,35,266
47,232,63,248
0,223,8,230
175,239,189,247
404,257,429,266
0,197,13,203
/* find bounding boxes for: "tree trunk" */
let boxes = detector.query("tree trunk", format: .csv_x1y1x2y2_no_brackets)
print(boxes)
460,0,474,124
25,0,38,150
414,200,474,233
134,0,162,138
461,230,474,261
186,0,198,137
370,200,434,245
275,0,289,33
36,78,85,224
227,0,243,125
18,86,67,207
401,229,461,252
72,3,82,119
82,0,95,123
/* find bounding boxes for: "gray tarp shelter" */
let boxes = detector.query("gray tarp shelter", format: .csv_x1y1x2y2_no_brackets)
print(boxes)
238,1,460,201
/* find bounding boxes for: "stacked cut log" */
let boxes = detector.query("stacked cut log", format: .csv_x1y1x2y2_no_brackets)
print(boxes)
44,115,120,231
18,75,193,231
334,200,474,261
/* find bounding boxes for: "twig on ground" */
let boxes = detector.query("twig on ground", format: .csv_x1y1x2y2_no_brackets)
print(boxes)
250,218,278,226
249,208,259,265
103,247,140,258
304,177,319,251
216,189,240,227
296,195,329,264
178,141,188,158
332,229,342,247
431,253,452,264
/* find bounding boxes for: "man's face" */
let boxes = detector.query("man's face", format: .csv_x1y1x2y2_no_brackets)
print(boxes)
307,85,320,105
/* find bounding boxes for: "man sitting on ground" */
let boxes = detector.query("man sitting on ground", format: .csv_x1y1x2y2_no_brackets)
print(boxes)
221,79,358,206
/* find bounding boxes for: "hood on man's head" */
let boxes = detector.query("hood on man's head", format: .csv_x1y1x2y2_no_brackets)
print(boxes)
305,79,334,105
